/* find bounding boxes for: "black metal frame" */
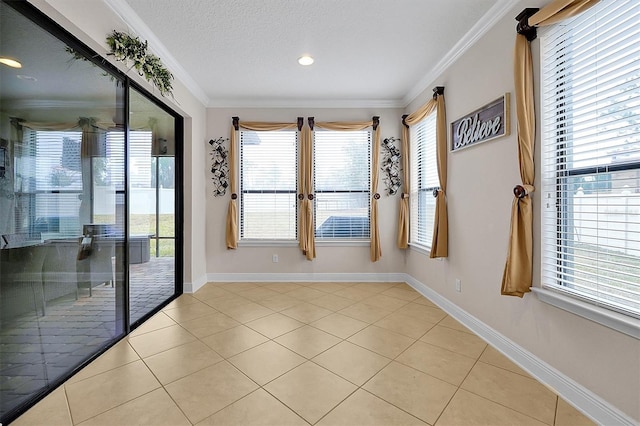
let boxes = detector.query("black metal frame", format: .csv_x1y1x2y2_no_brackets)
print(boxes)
0,1,184,422
127,82,184,329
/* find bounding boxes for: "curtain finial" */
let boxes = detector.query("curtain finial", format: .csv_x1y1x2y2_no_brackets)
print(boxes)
9,117,24,128
308,117,315,130
401,114,409,128
372,116,380,130
297,117,303,131
432,86,445,100
232,116,239,131
516,8,539,41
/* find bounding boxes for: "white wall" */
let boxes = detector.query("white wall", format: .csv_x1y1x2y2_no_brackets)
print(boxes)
404,0,639,422
206,107,404,278
32,0,638,421
31,0,209,286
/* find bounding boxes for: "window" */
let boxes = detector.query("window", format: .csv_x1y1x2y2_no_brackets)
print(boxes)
541,0,640,318
240,130,297,240
15,129,84,237
410,113,439,248
313,130,371,239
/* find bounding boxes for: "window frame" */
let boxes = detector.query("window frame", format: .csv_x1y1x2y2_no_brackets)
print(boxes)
538,0,640,337
312,128,372,241
409,112,439,251
238,128,298,242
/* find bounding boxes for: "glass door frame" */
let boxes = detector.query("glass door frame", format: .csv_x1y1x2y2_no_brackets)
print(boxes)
127,81,184,330
0,1,184,422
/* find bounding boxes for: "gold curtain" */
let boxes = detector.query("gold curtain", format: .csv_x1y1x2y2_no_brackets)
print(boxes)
397,117,411,248
398,88,447,258
314,119,381,262
398,99,436,249
225,119,299,250
370,123,381,262
299,124,315,260
502,0,600,297
430,94,448,258
226,120,238,249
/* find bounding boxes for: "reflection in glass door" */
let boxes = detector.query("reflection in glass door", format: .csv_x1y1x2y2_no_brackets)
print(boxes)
0,2,181,422
128,88,177,325
0,1,126,421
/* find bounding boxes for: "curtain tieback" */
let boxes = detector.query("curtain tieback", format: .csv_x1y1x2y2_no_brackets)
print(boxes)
432,189,440,198
373,193,380,200
513,184,535,198
298,194,304,200
401,193,409,199
231,193,237,200
307,194,314,200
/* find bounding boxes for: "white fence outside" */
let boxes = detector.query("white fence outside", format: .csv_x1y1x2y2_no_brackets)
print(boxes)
94,186,174,216
573,189,640,256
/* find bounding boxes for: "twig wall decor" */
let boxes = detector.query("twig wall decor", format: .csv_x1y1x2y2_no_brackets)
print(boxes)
381,137,402,196
209,137,229,196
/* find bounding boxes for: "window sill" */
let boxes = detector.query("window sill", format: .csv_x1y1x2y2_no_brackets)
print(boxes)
238,240,298,247
408,243,432,257
531,287,639,340
237,240,370,247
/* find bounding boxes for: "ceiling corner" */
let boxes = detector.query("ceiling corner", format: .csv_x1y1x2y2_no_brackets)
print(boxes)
102,0,211,107
401,0,520,108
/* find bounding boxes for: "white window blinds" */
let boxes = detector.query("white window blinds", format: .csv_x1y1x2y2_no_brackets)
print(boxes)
410,113,439,248
15,130,83,236
240,130,297,240
541,0,640,318
313,130,371,239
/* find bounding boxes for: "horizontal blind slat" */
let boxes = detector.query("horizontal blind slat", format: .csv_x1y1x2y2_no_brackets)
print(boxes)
314,130,371,239
540,0,640,319
240,130,297,240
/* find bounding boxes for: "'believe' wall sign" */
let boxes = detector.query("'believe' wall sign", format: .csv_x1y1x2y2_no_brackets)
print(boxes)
451,93,510,152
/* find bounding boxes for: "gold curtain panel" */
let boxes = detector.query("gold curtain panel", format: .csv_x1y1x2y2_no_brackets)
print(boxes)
501,0,600,297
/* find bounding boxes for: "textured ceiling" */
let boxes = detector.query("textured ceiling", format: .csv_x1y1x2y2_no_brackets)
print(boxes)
112,0,512,107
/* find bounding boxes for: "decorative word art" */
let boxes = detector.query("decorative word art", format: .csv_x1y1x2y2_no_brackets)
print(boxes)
451,93,510,152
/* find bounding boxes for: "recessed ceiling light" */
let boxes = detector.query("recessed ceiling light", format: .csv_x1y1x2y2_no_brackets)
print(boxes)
0,57,22,68
17,75,37,82
298,55,314,66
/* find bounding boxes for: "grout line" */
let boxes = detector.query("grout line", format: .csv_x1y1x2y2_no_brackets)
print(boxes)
62,385,74,425
33,283,562,426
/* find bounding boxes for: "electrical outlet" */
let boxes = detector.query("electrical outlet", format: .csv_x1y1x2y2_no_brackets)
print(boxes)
455,279,461,292
272,254,279,263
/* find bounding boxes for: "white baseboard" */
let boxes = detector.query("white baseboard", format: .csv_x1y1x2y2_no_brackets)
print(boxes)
206,272,407,283
184,273,207,294
402,274,636,426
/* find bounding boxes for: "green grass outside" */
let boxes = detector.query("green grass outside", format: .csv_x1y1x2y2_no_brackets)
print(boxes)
93,214,175,257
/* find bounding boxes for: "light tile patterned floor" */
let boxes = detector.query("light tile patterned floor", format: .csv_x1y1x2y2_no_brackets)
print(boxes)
13,282,596,426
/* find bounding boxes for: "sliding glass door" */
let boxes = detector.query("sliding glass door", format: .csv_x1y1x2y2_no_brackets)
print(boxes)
0,2,182,423
128,88,178,325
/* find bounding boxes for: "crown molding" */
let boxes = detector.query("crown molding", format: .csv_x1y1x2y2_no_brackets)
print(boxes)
207,97,405,109
103,0,210,107
103,0,516,111
402,0,520,107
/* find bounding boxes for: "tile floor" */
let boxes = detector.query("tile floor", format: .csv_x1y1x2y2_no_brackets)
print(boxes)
12,281,596,426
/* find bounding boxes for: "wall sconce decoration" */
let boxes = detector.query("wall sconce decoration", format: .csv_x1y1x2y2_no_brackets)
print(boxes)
381,137,401,196
209,137,229,196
